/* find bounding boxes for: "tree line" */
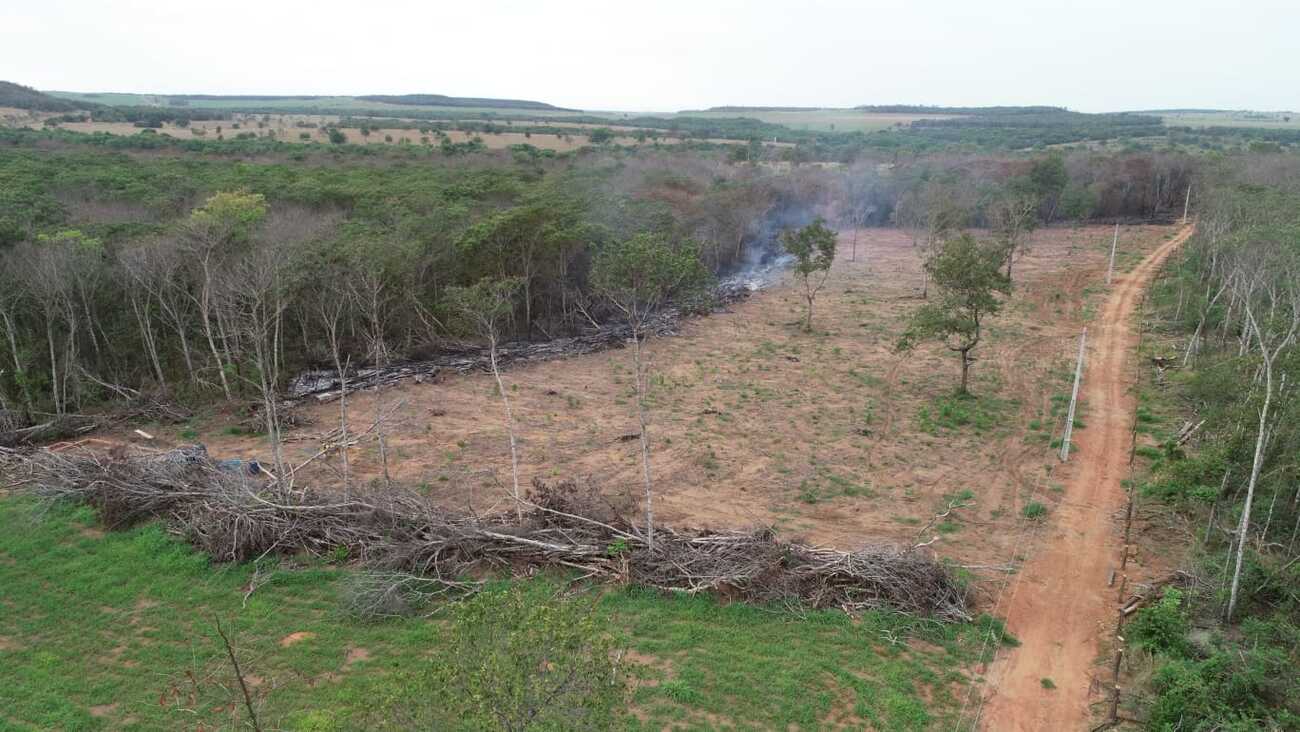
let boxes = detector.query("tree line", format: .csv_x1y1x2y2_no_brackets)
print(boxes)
1124,156,1300,729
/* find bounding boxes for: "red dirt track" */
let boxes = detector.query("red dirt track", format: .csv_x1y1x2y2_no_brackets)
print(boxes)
978,225,1193,731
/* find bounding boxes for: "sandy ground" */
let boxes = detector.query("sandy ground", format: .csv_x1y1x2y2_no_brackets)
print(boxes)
976,225,1192,731
118,225,1175,579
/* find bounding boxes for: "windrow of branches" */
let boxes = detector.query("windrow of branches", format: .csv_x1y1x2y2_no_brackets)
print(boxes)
1128,156,1300,728
0,445,971,622
0,138,1200,419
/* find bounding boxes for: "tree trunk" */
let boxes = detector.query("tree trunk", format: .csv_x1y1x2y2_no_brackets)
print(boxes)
959,348,972,394
0,309,34,410
1227,358,1273,620
632,328,654,550
46,318,61,415
490,333,524,522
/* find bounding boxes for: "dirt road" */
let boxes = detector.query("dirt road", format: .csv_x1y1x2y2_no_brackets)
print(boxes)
978,225,1193,731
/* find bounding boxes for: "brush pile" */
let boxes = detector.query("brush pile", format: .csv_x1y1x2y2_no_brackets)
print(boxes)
0,446,970,621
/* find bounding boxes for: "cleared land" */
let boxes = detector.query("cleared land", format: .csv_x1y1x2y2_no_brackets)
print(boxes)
1155,110,1300,129
7,224,1179,730
118,225,1173,571
1,111,788,151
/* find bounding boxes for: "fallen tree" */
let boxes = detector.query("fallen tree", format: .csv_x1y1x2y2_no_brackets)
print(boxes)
0,445,970,621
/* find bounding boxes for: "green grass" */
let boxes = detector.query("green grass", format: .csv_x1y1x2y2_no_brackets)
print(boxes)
0,498,1003,731
1022,502,1048,520
917,393,1012,436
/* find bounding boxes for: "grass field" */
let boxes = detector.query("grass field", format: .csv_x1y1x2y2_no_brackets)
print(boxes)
0,498,1010,731
670,109,960,132
1154,110,1300,129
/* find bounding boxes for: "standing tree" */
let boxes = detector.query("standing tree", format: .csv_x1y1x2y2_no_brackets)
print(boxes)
591,234,712,549
990,192,1039,281
893,181,966,298
182,191,268,400
897,234,1011,394
446,277,526,521
781,219,838,332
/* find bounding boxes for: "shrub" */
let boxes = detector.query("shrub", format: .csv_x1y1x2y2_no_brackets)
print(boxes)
1129,587,1189,656
1022,501,1047,519
374,586,624,729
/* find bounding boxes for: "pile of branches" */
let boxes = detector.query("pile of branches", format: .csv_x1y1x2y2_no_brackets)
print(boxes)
0,447,969,621
288,285,754,402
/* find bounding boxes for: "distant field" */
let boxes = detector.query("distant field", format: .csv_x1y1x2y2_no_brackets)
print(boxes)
672,109,962,132
44,92,957,133
5,112,787,152
46,90,611,119
1155,110,1300,129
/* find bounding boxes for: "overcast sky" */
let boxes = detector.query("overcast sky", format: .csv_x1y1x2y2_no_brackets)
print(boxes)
3,0,1295,113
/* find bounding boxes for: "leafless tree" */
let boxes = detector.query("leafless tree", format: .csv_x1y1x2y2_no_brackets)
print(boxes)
1226,248,1300,620
447,277,526,521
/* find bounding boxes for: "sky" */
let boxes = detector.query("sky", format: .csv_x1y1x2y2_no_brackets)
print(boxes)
3,0,1296,113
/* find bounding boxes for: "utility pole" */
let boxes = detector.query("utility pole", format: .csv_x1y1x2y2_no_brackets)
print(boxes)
1182,185,1192,224
1060,328,1087,462
1105,223,1120,286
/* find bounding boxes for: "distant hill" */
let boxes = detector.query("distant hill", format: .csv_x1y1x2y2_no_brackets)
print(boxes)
357,94,575,111
0,81,86,112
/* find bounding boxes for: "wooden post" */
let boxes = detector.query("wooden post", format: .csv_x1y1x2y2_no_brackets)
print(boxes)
1060,328,1087,462
1182,185,1191,224
1105,223,1120,285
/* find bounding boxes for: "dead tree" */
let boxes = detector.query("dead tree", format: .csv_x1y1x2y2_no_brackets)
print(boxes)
446,277,527,521
1226,253,1300,620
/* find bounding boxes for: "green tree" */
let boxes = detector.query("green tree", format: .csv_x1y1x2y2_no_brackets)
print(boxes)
327,127,347,144
1027,155,1068,220
183,191,269,400
591,234,712,549
781,219,838,332
587,127,615,145
897,234,1010,394
446,277,526,520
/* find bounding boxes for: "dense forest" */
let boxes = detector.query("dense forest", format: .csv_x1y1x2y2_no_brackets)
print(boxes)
1127,156,1300,729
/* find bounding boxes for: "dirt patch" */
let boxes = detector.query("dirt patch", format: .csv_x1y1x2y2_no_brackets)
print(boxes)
343,647,371,668
279,631,316,648
0,635,19,651
79,526,106,540
88,703,118,718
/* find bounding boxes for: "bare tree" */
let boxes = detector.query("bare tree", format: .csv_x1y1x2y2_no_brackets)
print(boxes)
316,285,353,497
447,277,526,520
592,234,712,549
989,193,1038,281
1226,250,1300,620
